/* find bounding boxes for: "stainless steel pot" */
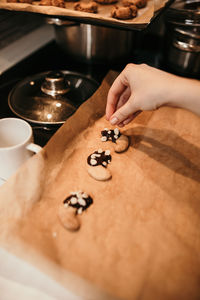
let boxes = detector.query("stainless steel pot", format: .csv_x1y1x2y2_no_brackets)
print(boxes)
164,0,200,77
8,70,99,125
47,18,135,64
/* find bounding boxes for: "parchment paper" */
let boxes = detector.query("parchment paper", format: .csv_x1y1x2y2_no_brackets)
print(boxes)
0,0,168,29
1,70,200,300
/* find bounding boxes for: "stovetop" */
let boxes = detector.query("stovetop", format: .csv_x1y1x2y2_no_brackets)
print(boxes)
0,32,164,147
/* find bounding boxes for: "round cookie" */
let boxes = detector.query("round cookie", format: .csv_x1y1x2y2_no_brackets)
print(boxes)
87,149,112,181
122,0,147,8
39,0,65,7
74,1,98,13
111,5,137,19
95,0,118,4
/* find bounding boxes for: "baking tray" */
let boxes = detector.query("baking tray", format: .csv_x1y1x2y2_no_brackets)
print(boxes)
0,0,173,30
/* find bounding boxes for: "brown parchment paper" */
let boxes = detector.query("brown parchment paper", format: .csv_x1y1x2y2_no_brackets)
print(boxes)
0,0,156,29
1,70,200,300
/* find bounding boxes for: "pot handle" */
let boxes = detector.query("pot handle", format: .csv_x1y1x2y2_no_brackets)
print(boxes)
173,40,200,52
46,18,79,27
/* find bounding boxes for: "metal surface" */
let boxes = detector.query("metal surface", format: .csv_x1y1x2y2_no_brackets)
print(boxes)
164,0,200,26
164,0,200,76
41,71,70,96
8,70,99,125
47,18,135,64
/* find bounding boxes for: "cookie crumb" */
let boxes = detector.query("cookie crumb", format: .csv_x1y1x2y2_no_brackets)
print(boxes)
52,231,57,238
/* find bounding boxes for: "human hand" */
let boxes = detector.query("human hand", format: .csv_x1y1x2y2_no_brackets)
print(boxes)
106,63,182,127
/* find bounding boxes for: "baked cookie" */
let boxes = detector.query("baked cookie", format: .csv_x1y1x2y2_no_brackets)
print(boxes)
7,0,33,3
101,128,129,153
74,1,98,13
122,0,147,8
39,0,65,7
111,5,137,19
95,0,118,4
58,206,80,231
58,191,93,231
87,149,112,181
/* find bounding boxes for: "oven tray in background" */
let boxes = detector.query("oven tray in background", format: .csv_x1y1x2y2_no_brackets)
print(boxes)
0,0,171,30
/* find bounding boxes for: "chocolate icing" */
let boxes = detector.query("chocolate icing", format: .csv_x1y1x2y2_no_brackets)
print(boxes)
63,192,93,214
87,150,112,168
101,128,121,143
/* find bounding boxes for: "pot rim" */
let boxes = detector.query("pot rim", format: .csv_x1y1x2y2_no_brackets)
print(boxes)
8,70,99,126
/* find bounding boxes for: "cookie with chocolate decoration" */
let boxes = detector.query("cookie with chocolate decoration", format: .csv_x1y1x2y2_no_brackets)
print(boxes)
101,128,129,153
74,1,98,13
122,0,147,8
58,191,93,231
111,5,137,20
87,149,112,181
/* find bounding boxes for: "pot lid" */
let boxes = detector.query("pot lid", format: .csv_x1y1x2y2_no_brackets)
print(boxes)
8,70,99,125
165,0,200,26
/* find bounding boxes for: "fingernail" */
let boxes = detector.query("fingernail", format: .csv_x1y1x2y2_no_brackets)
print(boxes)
110,117,118,125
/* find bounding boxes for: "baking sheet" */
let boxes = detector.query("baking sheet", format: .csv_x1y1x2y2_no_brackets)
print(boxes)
0,70,200,299
0,0,170,30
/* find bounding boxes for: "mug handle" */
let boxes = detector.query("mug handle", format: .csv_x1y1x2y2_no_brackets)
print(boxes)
26,143,42,154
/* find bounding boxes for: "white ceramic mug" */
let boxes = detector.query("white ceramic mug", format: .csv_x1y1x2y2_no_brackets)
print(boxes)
0,118,42,181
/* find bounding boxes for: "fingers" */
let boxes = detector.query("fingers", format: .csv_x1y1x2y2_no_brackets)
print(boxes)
123,110,142,125
109,95,140,126
106,64,141,126
106,74,127,121
117,110,142,127
123,115,135,125
116,87,131,110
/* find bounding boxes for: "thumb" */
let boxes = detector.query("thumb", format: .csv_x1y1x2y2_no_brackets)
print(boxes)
109,97,139,125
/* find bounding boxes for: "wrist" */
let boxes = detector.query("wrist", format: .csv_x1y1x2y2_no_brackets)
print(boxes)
165,75,200,115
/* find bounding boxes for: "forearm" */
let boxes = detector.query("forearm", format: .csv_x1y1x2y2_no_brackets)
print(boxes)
166,76,200,116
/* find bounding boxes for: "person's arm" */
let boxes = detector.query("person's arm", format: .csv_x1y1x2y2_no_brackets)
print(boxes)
106,63,200,127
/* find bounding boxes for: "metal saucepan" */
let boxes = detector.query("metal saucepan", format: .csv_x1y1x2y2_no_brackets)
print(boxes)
164,0,200,77
47,18,135,64
8,70,99,126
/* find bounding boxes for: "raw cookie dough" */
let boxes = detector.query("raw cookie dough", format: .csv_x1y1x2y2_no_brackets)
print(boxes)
101,128,129,153
58,191,93,231
87,149,112,181
74,1,98,13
